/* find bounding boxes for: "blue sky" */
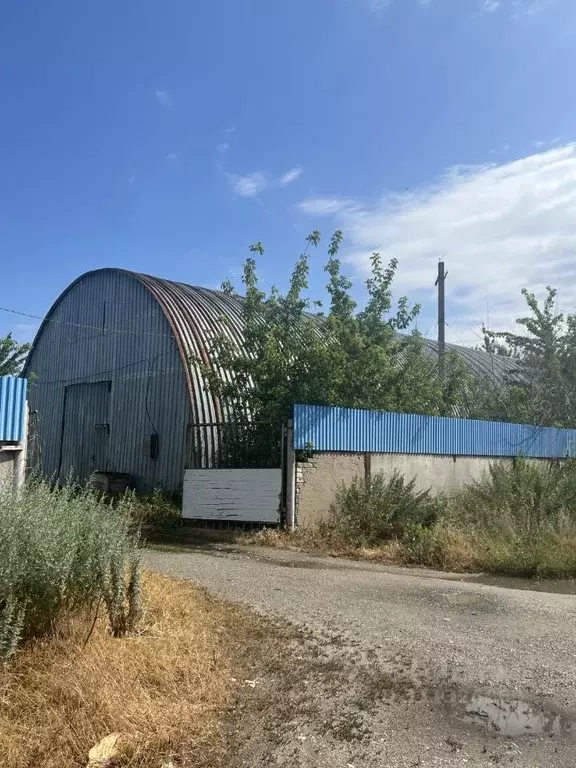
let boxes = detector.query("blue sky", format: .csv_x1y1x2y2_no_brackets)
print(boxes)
2,0,576,346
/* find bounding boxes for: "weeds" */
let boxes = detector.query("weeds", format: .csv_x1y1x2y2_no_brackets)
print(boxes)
250,459,576,578
450,458,576,537
0,479,140,660
327,470,442,547
126,488,182,528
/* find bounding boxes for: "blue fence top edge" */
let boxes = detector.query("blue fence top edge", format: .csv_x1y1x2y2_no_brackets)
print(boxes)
293,403,576,459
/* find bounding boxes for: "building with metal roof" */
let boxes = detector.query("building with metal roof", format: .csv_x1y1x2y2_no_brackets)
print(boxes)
24,268,516,492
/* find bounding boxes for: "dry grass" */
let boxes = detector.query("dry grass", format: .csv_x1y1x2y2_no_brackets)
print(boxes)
246,525,576,578
0,572,235,768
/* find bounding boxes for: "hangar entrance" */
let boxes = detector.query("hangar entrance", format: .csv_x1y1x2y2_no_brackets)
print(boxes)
59,381,111,483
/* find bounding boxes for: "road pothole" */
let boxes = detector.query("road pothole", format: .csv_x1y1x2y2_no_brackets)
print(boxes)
462,694,573,737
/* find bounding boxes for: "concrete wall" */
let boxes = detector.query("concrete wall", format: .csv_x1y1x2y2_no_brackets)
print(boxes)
296,453,365,527
0,443,26,487
0,449,17,488
370,453,493,495
296,451,534,527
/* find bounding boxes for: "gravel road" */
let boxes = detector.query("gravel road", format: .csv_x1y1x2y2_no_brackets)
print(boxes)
144,545,576,767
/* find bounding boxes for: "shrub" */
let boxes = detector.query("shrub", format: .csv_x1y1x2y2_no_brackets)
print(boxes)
127,489,182,528
0,479,141,661
328,471,444,546
450,457,576,537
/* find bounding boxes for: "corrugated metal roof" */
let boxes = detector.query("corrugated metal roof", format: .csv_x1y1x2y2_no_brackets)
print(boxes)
25,268,517,427
294,403,576,458
134,274,247,423
130,273,518,410
0,376,27,442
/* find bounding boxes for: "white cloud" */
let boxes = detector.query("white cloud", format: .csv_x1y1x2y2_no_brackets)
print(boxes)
511,0,555,18
476,0,557,18
166,152,177,161
369,0,392,15
230,171,268,198
227,167,303,197
531,136,562,149
155,89,172,108
279,167,303,186
298,144,576,345
217,142,230,155
298,198,357,216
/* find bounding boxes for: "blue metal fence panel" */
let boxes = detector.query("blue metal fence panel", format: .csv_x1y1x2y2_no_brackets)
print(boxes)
293,404,576,458
0,376,27,442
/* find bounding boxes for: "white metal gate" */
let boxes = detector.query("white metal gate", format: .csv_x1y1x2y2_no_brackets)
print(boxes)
182,421,285,524
182,468,281,523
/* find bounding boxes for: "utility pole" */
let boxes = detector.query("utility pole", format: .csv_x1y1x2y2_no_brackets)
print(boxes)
435,260,447,385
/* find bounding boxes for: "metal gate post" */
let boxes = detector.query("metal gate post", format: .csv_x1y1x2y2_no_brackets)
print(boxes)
285,419,296,531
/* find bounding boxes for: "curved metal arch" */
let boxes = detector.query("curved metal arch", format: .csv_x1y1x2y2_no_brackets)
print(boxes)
23,268,247,424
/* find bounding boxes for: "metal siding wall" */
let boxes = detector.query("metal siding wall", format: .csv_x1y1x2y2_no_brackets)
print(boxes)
26,272,191,491
0,377,27,441
293,404,576,459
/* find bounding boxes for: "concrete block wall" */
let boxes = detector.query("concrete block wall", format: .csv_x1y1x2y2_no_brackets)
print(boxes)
296,453,364,526
295,451,534,527
0,450,16,486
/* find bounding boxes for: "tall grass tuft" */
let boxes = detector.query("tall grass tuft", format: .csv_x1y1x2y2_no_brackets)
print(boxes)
0,479,141,661
442,458,576,576
328,470,443,547
450,457,576,536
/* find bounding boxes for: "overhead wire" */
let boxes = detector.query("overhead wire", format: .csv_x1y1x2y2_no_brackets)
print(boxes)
0,306,174,340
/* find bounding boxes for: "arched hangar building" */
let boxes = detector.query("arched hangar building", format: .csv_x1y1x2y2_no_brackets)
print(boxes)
24,268,514,492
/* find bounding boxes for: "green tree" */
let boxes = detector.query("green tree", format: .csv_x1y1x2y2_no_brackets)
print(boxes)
483,287,576,428
199,231,471,434
0,333,30,377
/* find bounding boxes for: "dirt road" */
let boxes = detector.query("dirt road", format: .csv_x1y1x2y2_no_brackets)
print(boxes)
144,545,576,767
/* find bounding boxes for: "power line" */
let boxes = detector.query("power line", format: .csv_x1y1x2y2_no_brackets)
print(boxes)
32,353,175,386
0,306,174,340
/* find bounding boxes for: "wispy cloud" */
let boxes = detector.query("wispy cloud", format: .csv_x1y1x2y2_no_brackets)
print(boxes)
217,142,230,155
531,136,562,149
477,0,557,18
479,0,500,12
166,152,177,161
155,89,172,108
230,171,268,198
128,175,136,185
511,0,555,18
488,142,511,155
298,144,576,345
227,166,303,197
369,0,392,15
365,0,554,18
298,198,356,216
279,167,303,186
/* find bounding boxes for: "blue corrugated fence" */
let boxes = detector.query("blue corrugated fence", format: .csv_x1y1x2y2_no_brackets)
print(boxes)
293,404,576,459
0,377,27,442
